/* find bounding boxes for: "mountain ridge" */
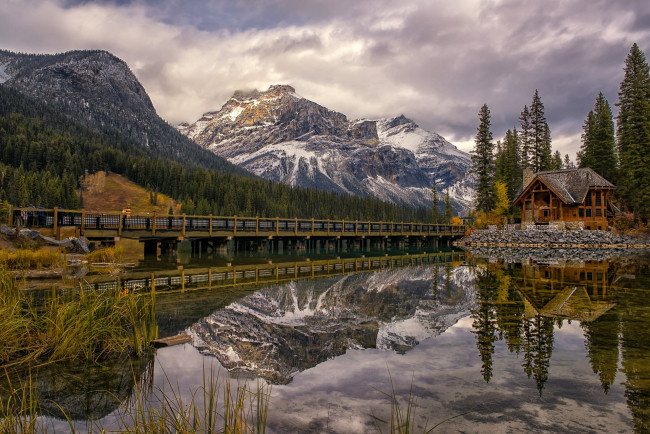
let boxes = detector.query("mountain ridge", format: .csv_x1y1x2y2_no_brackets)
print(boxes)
178,85,475,214
0,49,247,175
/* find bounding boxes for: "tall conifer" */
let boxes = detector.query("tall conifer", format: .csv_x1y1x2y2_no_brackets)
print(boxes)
519,106,532,169
580,93,617,181
529,90,552,172
616,43,650,218
472,104,495,214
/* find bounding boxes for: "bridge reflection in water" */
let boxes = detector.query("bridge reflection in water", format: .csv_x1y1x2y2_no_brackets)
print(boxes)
68,250,466,296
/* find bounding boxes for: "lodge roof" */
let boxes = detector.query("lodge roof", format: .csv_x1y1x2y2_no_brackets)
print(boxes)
513,167,615,205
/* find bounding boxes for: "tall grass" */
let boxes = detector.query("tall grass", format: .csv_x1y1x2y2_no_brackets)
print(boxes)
0,248,64,270
86,246,124,264
374,371,467,433
0,270,156,370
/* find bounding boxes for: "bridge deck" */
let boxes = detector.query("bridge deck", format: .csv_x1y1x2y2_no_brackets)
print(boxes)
8,207,466,240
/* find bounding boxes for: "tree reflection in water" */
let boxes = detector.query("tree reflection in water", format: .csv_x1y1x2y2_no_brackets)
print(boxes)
467,253,650,432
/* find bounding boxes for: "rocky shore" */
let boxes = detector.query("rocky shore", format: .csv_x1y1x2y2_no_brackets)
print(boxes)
455,228,650,249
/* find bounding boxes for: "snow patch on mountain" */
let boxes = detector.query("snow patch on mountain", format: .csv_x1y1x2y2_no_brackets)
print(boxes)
178,85,475,215
0,64,11,84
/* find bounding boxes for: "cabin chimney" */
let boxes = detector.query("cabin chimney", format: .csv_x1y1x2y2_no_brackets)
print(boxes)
523,168,534,188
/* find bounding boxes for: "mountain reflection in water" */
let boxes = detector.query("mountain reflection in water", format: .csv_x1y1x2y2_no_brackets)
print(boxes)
12,250,650,432
186,263,473,384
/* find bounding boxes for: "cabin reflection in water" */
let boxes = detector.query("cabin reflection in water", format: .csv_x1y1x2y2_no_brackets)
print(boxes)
515,260,616,322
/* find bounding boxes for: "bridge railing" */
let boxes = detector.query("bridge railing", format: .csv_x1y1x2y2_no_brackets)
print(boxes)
7,206,466,238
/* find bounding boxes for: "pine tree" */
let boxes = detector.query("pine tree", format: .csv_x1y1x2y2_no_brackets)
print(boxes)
616,43,650,218
500,128,522,201
580,93,617,181
444,189,453,223
563,154,573,169
519,106,532,169
432,180,440,224
551,150,563,170
529,90,552,172
471,104,495,214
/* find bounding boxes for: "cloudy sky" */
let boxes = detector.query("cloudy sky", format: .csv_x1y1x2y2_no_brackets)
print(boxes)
1,0,649,156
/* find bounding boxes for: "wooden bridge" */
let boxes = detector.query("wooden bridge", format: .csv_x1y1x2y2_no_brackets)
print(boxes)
8,206,466,254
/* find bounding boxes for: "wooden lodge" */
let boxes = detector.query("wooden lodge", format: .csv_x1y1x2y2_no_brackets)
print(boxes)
513,168,616,230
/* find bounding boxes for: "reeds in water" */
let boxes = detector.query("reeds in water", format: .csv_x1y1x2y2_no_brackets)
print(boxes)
86,246,124,264
0,270,157,370
109,365,271,433
0,248,64,270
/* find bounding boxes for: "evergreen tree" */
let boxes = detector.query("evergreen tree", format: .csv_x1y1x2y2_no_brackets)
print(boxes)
580,93,617,181
529,90,552,172
444,189,453,223
551,150,563,170
432,180,440,224
471,104,496,214
499,128,522,201
518,106,532,169
563,154,573,169
616,43,650,218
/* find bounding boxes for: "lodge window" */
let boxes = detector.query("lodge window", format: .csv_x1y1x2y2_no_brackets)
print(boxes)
586,209,592,217
585,193,592,206
579,208,584,217
586,272,593,281
595,191,601,206
596,209,602,217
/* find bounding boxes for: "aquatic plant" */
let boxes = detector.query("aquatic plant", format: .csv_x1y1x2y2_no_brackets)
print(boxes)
110,365,271,433
86,246,124,264
0,248,64,270
0,270,156,370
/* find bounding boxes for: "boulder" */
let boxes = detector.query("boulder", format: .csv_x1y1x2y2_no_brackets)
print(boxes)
0,224,16,236
72,237,90,254
19,229,41,239
38,234,75,250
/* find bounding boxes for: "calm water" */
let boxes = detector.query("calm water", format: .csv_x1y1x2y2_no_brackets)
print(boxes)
7,247,650,433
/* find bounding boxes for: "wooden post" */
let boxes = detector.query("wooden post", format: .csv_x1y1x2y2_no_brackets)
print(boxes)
341,219,345,235
355,220,358,235
182,214,186,237
53,207,59,240
294,217,298,235
81,210,86,235
152,212,156,236
233,215,238,235
276,217,280,235
311,218,315,235
209,214,213,236
327,219,330,235
118,211,123,236
256,216,259,235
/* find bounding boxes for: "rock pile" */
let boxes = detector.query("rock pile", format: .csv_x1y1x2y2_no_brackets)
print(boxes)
456,229,650,249
2,224,90,253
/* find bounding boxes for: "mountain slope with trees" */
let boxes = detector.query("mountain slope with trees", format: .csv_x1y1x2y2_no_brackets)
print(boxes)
0,84,435,222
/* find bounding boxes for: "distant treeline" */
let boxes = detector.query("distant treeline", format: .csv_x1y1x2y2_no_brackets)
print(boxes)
0,85,435,222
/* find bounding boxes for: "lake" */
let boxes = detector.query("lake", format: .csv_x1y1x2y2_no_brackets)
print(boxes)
7,246,650,433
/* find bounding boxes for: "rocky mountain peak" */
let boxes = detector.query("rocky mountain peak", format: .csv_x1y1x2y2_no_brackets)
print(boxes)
178,85,475,214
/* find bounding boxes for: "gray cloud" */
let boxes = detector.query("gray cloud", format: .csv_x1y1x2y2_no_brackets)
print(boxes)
1,0,650,158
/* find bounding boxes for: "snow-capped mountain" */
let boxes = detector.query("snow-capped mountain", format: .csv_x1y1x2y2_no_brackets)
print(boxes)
0,49,244,174
186,265,476,384
178,85,474,214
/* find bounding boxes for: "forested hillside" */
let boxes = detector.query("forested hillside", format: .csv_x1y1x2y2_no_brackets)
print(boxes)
0,85,436,222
